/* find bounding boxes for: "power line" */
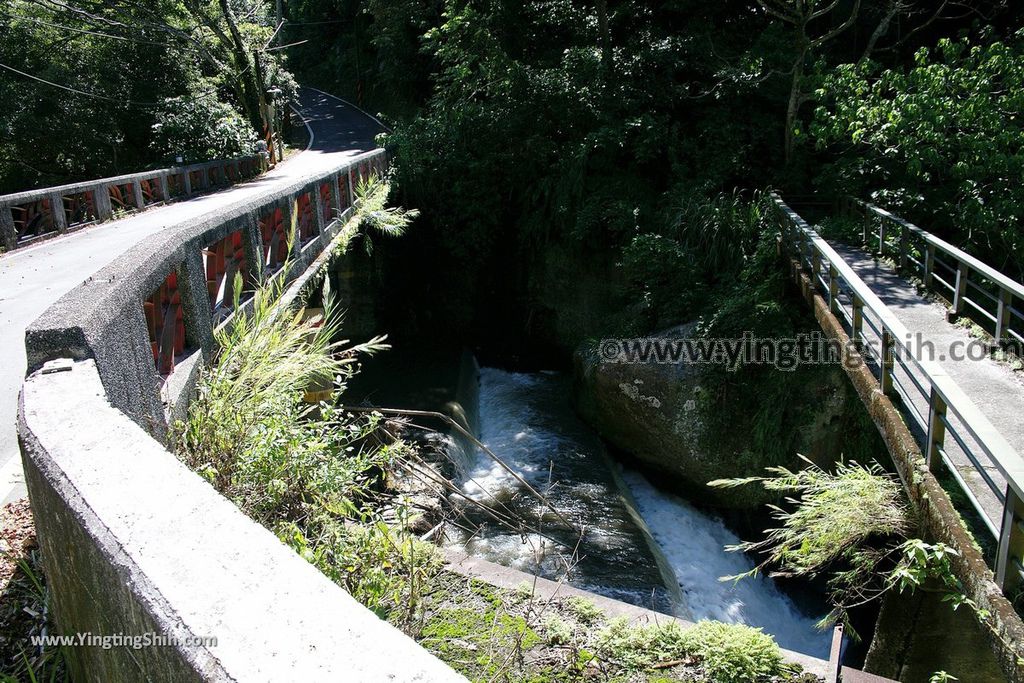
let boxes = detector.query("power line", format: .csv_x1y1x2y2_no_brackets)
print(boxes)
0,61,224,108
1,11,186,48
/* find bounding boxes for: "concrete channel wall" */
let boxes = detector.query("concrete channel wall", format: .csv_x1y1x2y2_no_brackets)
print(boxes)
17,149,466,681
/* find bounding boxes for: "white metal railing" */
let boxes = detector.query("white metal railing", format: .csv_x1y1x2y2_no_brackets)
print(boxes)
773,192,1024,591
845,198,1024,347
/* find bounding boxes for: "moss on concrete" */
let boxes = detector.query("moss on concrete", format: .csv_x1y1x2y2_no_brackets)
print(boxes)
405,572,816,683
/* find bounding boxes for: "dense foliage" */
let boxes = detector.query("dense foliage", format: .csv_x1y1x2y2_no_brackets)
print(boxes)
277,1,1017,351
813,28,1024,276
0,0,296,192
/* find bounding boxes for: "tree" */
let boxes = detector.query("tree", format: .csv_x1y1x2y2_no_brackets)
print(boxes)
755,0,862,163
0,0,295,191
812,28,1024,276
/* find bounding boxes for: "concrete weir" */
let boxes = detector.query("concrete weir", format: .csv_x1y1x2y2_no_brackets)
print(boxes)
16,147,464,681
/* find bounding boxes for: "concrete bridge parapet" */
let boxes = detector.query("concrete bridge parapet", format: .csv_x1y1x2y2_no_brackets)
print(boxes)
16,149,463,681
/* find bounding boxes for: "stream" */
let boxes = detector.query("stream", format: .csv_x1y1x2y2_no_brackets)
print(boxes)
346,351,833,659
447,367,833,659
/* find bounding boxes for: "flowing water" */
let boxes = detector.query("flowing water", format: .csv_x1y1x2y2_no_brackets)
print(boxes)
448,367,833,659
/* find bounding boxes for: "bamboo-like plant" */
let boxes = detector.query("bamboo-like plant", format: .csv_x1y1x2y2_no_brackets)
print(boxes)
710,458,970,635
351,172,420,255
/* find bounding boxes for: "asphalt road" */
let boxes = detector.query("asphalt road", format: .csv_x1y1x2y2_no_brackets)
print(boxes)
0,87,383,504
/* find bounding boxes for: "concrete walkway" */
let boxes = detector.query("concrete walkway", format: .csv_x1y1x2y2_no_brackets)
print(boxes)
0,87,384,504
827,241,1024,535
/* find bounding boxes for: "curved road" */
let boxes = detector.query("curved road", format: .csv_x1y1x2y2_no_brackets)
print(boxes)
0,88,384,504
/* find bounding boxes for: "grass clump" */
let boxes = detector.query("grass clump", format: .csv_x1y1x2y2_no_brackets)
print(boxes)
565,595,604,624
410,571,807,683
540,614,572,645
594,617,688,671
710,458,977,635
351,172,420,255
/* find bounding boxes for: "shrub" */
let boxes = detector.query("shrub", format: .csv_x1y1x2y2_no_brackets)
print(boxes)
540,614,573,645
594,618,687,670
679,621,784,683
151,95,257,163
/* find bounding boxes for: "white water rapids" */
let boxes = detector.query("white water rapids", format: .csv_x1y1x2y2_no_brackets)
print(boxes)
447,367,832,658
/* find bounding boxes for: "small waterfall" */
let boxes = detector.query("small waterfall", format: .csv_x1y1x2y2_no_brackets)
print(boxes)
444,350,481,477
621,470,832,658
446,368,677,611
449,366,832,659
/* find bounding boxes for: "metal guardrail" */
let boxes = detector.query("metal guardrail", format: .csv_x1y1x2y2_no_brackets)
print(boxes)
773,192,1024,591
844,198,1024,347
0,154,268,252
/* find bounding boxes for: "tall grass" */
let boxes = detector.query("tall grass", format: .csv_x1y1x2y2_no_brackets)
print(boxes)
351,172,420,255
710,459,976,635
177,270,387,521
175,260,443,624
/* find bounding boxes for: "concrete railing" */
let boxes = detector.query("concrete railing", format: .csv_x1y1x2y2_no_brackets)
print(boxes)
17,148,464,681
0,154,267,253
845,198,1024,347
773,193,1024,592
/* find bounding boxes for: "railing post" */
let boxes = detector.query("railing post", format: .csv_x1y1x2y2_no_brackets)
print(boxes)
0,205,15,251
811,250,821,283
95,184,113,221
158,174,170,204
995,289,1012,344
313,183,328,235
925,386,947,472
828,264,839,314
898,224,909,271
923,243,936,288
50,193,68,234
329,172,344,223
181,171,192,197
861,210,870,247
996,488,1024,592
952,262,969,317
852,294,864,347
877,216,886,257
281,201,296,259
132,180,145,210
880,329,895,394
241,212,263,285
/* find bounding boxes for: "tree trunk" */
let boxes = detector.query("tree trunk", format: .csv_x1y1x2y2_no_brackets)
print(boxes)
784,48,807,165
217,0,269,139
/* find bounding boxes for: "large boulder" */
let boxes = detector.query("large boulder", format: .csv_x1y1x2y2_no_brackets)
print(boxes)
572,323,853,509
